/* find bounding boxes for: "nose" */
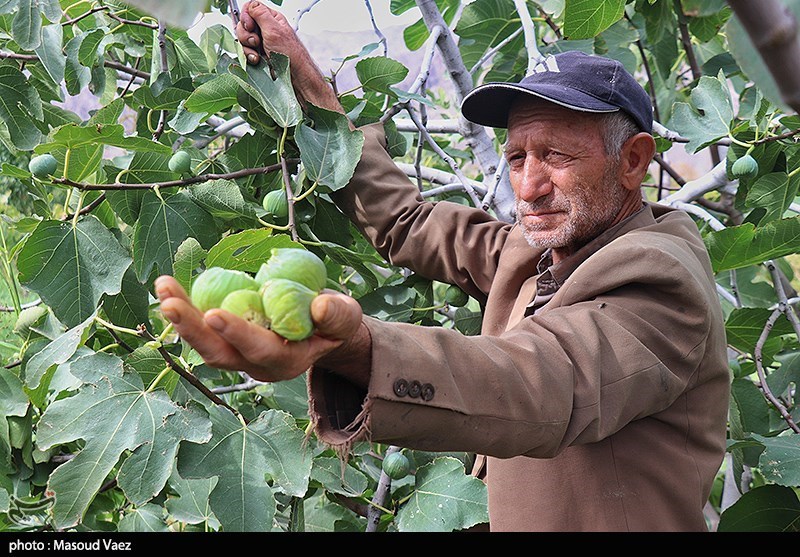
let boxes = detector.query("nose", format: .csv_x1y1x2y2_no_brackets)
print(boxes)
513,156,553,203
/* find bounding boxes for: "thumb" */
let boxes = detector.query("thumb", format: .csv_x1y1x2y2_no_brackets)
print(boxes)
310,292,362,341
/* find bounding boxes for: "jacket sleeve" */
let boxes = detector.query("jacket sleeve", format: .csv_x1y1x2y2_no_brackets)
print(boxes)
329,123,511,303
308,230,724,459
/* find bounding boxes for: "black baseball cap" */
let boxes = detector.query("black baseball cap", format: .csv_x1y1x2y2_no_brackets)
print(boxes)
461,51,653,134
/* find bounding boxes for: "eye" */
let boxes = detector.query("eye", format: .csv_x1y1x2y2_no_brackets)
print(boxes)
505,151,525,167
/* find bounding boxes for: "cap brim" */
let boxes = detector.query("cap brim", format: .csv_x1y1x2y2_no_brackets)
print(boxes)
461,82,620,129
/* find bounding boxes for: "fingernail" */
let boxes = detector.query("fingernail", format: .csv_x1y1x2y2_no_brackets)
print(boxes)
206,313,226,332
162,307,180,324
248,36,258,47
247,54,258,64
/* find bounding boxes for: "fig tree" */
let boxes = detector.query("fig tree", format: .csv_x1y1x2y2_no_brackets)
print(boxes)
191,267,259,312
731,153,758,179
382,451,411,480
262,189,288,218
28,154,58,178
168,150,192,174
220,289,269,326
261,278,317,341
255,248,327,292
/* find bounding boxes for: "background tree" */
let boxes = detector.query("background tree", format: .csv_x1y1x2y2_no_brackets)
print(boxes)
2,0,800,532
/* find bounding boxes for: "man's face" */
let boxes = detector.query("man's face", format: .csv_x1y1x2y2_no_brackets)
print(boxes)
504,98,630,262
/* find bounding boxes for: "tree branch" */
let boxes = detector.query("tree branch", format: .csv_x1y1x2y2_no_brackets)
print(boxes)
512,0,543,72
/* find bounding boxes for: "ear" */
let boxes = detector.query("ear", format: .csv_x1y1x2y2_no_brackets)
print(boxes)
619,132,656,191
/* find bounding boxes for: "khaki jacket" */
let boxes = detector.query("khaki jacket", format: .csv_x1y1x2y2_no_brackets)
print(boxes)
308,124,730,532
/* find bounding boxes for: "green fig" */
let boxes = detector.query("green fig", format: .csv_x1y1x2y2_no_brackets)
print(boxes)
220,289,269,326
731,153,759,179
261,278,317,341
382,452,411,480
262,189,288,218
444,285,469,307
191,267,259,312
255,248,327,292
28,154,58,178
168,150,192,174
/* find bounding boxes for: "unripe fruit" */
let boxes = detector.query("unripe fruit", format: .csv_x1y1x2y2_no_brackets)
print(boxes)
190,267,259,312
260,278,317,341
444,285,469,307
255,248,327,292
28,154,57,178
13,305,48,338
168,150,192,174
220,289,269,326
262,189,288,218
382,452,411,480
731,153,759,179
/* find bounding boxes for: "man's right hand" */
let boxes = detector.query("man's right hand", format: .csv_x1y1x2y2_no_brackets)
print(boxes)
235,0,344,113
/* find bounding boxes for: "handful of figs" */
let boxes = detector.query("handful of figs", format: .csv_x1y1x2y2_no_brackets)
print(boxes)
190,248,327,341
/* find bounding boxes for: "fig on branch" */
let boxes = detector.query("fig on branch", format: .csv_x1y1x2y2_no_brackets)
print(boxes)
731,153,759,179
382,451,411,480
28,154,57,178
444,285,469,307
255,248,327,292
168,150,192,174
262,189,289,218
220,289,269,326
260,278,317,341
190,267,259,312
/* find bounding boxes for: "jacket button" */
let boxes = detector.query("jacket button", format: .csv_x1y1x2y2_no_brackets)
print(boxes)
393,379,409,397
408,380,422,398
421,383,435,401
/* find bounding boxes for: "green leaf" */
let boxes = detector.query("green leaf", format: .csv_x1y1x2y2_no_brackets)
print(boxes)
132,190,220,282
184,73,239,115
173,237,207,294
724,308,793,364
296,105,365,191
205,229,301,274
165,466,220,529
705,216,800,273
177,405,312,532
358,285,417,322
38,123,172,156
228,55,302,129
355,56,409,95
33,24,66,86
563,0,626,39
12,0,41,50
752,433,800,486
669,72,733,153
744,172,800,224
718,484,800,531
118,503,170,532
0,368,28,474
730,377,771,436
17,217,132,328
22,312,93,393
187,179,258,223
311,456,369,498
171,33,210,75
395,456,488,532
0,65,43,151
455,0,520,71
36,352,212,530
101,266,152,331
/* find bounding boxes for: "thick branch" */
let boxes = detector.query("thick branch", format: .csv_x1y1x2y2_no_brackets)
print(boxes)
661,160,730,205
512,0,543,72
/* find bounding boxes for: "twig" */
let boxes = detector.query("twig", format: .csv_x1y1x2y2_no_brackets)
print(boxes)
211,379,264,394
52,162,289,191
512,0,543,73
293,0,322,31
363,0,387,57
366,446,402,532
469,28,523,76
61,193,107,221
0,299,41,312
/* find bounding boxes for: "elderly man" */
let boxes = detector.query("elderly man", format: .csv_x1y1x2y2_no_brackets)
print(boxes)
155,1,730,531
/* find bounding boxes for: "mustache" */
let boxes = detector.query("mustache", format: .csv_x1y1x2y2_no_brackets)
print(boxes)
515,197,570,214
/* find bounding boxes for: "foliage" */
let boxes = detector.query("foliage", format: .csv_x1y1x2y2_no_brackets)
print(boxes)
1,0,800,533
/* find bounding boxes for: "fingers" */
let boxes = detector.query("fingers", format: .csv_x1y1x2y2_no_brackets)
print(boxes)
311,292,363,341
155,276,250,370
